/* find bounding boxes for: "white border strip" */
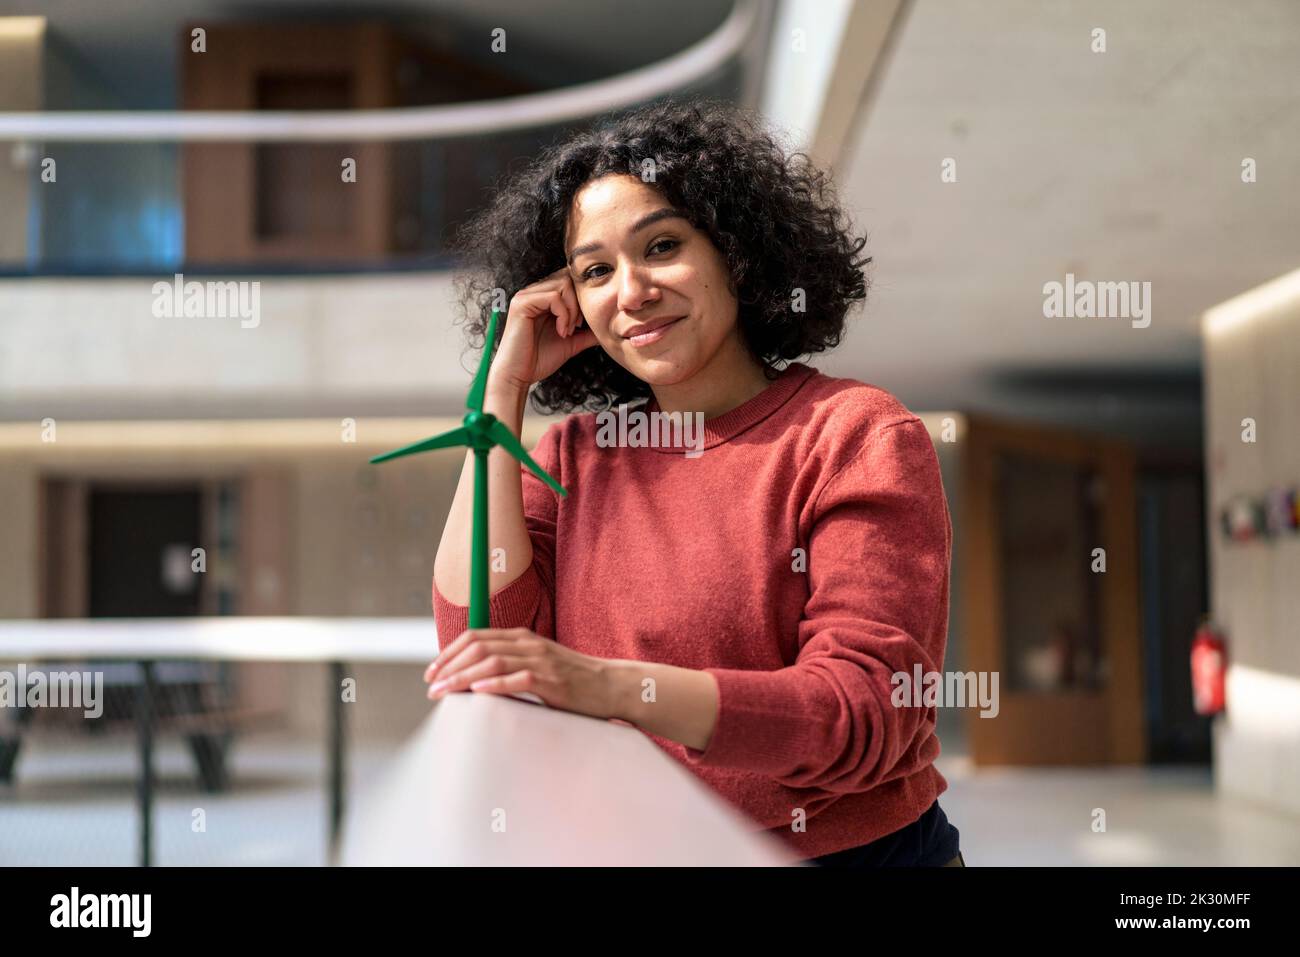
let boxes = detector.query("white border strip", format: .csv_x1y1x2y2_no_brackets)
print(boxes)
0,1,757,142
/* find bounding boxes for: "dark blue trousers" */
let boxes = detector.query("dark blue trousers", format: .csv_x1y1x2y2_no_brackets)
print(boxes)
807,800,964,867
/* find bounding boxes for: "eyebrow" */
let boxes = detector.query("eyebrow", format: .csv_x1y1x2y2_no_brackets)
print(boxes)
566,207,689,266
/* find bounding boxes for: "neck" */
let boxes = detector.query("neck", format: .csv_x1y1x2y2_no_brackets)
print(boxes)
649,333,773,420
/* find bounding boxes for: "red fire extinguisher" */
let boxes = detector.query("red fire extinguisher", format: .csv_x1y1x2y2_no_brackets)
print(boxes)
1191,619,1227,716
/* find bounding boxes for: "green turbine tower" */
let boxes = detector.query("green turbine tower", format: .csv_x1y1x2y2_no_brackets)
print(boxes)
369,308,567,628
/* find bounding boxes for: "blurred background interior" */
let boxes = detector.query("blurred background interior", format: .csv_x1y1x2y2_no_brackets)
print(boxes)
0,0,1297,865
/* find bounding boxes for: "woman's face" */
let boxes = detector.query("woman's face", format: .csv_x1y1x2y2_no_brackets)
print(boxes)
564,174,741,387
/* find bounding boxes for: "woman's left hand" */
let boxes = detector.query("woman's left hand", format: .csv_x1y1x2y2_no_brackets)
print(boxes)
424,627,623,720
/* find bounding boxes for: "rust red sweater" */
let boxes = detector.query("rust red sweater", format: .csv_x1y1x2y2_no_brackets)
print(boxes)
432,361,952,859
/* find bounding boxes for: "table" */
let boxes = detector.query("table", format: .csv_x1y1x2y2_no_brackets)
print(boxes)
0,617,436,866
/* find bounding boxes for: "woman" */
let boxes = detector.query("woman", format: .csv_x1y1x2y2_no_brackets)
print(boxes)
425,99,963,867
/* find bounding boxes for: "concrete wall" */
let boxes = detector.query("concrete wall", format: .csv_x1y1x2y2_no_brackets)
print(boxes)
0,271,473,420
1202,267,1300,815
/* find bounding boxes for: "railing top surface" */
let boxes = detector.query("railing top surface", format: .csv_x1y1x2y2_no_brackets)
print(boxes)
342,691,799,866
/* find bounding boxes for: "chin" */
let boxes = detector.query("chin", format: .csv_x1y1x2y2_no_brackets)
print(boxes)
621,352,699,387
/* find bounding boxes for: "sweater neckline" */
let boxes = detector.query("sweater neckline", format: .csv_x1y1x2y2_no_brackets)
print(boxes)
638,361,818,453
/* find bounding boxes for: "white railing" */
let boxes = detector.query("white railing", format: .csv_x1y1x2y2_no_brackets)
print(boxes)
0,1,760,142
341,691,799,866
0,616,436,663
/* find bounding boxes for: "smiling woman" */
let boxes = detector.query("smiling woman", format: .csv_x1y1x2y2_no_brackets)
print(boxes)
428,98,963,867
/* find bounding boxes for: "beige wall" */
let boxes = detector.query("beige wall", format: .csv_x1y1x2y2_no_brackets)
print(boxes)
915,414,967,752
1203,267,1300,815
0,17,44,262
0,460,41,618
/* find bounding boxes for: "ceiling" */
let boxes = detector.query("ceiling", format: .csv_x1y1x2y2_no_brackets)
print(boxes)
827,0,1300,445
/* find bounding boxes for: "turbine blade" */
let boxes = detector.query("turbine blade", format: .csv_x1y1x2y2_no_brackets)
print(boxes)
369,426,470,464
466,308,500,413
486,419,568,497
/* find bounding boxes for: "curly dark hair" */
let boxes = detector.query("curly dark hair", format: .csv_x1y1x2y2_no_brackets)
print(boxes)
450,96,871,413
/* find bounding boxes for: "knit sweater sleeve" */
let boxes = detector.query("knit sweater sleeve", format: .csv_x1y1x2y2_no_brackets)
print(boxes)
431,423,561,651
681,416,952,792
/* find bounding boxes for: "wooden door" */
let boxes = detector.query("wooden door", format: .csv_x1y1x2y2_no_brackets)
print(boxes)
181,22,397,263
963,415,1146,764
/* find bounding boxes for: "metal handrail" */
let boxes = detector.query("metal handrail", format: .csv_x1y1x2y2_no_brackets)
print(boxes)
0,0,758,142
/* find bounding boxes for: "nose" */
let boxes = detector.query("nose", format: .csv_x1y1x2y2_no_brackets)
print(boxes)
616,260,660,314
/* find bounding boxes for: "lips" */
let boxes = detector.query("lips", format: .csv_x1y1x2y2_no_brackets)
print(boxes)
623,315,686,340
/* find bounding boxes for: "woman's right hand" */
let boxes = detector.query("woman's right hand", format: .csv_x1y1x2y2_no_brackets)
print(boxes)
487,267,600,395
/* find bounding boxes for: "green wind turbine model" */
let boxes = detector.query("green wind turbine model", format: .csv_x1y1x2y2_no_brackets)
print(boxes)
369,308,567,629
